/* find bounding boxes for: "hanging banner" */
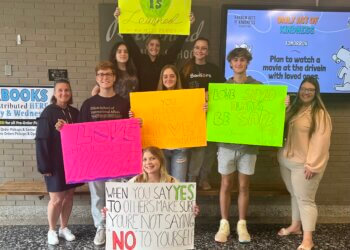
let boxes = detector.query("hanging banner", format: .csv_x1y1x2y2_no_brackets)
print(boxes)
118,0,192,35
0,86,53,139
105,182,196,250
207,83,287,147
130,89,206,148
60,118,142,183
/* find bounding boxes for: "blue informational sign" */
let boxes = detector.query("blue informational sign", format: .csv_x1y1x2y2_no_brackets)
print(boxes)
224,8,350,93
0,86,54,139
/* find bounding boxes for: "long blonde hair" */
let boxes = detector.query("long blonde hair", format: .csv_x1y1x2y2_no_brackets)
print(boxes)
135,146,174,183
157,65,182,90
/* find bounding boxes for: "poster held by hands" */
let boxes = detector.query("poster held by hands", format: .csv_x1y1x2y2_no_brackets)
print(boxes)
130,89,207,149
61,118,142,183
207,83,287,147
119,0,192,35
105,182,196,250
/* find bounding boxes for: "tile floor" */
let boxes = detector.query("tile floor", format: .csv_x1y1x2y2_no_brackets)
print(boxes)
0,221,349,249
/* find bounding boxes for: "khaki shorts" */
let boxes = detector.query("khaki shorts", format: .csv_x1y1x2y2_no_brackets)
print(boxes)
218,147,257,175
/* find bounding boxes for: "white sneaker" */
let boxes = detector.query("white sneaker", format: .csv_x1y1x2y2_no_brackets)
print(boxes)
237,220,251,243
47,230,59,245
94,226,106,246
214,219,230,243
59,227,76,241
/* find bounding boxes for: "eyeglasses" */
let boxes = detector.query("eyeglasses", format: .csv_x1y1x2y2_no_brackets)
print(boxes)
96,73,114,78
300,88,316,94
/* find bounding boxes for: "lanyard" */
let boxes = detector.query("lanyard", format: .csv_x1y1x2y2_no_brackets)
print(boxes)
61,107,73,124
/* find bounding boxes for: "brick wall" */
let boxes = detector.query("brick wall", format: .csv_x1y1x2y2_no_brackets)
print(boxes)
0,0,110,207
0,0,349,211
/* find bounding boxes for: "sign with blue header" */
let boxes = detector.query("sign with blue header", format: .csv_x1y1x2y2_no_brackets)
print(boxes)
223,8,350,93
0,86,54,139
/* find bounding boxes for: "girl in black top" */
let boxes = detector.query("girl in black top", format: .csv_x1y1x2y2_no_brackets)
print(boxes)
114,7,195,91
35,79,82,245
180,37,225,190
181,37,225,90
91,42,139,102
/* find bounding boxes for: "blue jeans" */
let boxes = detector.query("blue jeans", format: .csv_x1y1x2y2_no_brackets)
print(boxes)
163,149,188,182
88,180,106,229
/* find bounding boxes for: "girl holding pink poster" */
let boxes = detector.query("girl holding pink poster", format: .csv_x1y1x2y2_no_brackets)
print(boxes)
35,79,83,246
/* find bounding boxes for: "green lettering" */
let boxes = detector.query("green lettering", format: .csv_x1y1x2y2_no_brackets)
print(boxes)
187,184,194,200
173,185,181,201
180,185,186,200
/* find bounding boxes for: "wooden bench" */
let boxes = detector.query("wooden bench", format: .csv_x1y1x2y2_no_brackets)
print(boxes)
0,181,89,196
0,181,288,196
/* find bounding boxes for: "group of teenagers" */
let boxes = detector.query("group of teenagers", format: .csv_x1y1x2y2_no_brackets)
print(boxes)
34,7,332,250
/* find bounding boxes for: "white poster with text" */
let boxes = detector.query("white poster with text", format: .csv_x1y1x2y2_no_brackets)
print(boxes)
105,182,196,250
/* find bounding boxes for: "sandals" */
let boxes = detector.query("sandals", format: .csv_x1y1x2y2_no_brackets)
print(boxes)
297,243,314,250
278,228,302,236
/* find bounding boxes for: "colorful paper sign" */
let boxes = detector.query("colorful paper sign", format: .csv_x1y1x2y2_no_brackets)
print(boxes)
60,118,142,183
207,83,287,147
105,182,196,250
119,0,192,35
130,89,206,148
0,86,53,139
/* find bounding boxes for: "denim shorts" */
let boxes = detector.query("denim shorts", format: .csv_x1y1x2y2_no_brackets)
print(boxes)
217,146,257,175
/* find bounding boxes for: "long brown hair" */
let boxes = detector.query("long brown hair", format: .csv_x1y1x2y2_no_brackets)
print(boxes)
136,146,173,183
181,37,210,79
109,41,137,76
285,77,329,139
157,65,182,90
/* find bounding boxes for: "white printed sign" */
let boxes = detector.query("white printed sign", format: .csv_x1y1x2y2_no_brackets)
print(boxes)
105,182,196,250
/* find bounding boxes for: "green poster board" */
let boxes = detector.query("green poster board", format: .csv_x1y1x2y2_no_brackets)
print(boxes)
207,83,287,147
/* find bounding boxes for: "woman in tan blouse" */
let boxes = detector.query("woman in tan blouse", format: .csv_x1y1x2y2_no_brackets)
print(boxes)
277,77,332,250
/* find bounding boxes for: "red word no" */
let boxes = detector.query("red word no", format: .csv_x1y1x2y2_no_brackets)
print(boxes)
113,231,137,250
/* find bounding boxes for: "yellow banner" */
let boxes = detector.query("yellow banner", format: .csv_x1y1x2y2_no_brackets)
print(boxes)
119,0,191,35
130,89,207,148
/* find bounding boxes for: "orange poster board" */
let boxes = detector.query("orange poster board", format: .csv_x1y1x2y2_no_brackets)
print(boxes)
130,89,207,148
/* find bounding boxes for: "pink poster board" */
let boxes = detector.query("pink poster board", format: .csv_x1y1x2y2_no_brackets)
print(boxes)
60,118,142,183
